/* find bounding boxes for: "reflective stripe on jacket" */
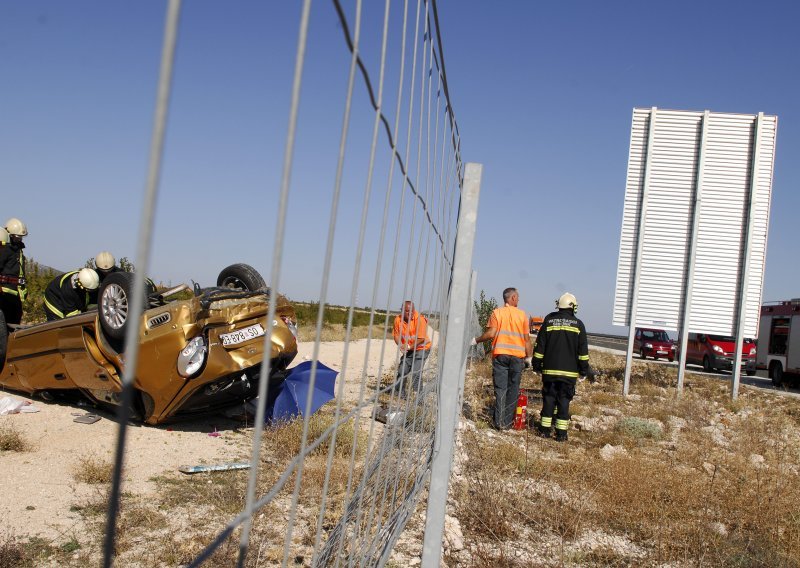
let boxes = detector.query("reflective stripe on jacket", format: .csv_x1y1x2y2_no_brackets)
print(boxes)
533,308,589,381
393,311,432,352
489,305,529,358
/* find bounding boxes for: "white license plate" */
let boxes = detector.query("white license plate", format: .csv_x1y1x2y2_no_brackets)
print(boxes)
657,350,667,355
220,323,265,347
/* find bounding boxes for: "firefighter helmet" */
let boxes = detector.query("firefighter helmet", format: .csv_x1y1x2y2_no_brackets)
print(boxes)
77,268,100,291
95,251,115,271
0,227,7,245
556,292,578,311
5,218,28,237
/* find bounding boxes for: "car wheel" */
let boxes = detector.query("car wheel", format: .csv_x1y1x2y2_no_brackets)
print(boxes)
770,362,784,388
668,356,674,363
217,263,267,292
746,369,756,377
99,272,140,341
0,309,7,371
639,349,646,360
702,356,712,373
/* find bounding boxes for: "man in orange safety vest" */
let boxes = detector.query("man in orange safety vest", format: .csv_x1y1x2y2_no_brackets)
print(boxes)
475,287,532,429
393,300,432,397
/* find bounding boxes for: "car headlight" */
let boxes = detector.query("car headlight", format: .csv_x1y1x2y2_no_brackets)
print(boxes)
177,336,207,378
644,343,653,349
712,344,724,354
749,347,756,356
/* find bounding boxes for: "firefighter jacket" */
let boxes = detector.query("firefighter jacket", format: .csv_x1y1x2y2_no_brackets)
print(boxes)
533,308,589,381
0,241,27,300
393,310,431,352
44,271,93,319
489,305,529,358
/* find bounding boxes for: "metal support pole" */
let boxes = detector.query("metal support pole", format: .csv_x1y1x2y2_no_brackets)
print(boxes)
677,111,710,392
623,107,657,396
421,162,481,568
731,113,763,399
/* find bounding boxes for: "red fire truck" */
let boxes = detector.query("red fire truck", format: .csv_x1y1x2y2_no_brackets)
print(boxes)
756,299,800,387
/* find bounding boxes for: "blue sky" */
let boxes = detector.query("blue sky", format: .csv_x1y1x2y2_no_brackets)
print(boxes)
2,1,798,333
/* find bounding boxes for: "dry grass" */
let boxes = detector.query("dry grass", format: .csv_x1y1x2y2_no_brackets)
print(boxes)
0,422,31,452
72,453,114,484
453,350,800,567
296,323,391,343
59,407,374,566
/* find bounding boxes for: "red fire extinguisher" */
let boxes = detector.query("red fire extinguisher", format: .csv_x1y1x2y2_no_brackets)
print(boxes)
513,392,528,430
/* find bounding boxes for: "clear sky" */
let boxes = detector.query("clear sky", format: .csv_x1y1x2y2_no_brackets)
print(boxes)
2,1,798,334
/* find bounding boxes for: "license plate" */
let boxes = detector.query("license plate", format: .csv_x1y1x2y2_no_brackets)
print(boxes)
657,350,667,355
220,323,265,347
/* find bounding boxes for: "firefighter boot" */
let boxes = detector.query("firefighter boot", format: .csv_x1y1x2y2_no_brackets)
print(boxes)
554,417,569,442
537,415,552,438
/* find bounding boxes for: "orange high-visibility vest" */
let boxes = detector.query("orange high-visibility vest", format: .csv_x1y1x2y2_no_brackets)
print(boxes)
393,311,432,352
489,305,528,358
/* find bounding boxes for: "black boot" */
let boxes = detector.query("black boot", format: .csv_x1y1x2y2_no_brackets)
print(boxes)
554,429,568,442
536,424,551,438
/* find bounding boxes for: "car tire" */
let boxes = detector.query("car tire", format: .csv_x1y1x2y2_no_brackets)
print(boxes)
0,309,7,371
746,369,756,377
702,356,712,373
217,263,267,292
668,356,674,363
99,271,141,342
639,349,646,360
770,362,784,388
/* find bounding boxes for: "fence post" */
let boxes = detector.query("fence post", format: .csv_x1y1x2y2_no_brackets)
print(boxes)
421,162,481,567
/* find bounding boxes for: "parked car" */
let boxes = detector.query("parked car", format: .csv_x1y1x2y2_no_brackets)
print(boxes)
634,327,675,361
683,333,756,376
0,263,298,424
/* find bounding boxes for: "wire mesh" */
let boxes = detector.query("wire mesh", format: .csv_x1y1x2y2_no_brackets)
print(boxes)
100,0,477,566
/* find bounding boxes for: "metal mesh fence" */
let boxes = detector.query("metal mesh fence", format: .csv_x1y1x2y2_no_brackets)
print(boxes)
101,1,480,566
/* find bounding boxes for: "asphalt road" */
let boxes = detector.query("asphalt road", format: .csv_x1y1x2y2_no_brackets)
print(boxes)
587,333,800,399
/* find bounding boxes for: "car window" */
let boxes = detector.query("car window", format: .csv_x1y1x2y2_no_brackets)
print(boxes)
709,335,735,342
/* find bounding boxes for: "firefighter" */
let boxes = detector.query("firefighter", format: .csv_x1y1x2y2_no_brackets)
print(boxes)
532,292,589,442
0,218,29,326
474,287,532,430
94,251,120,283
93,251,157,297
43,268,100,321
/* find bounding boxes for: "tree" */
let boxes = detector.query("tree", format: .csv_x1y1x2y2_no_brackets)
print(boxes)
473,290,498,356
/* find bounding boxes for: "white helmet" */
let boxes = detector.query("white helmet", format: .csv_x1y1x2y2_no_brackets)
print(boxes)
77,268,100,291
0,227,7,245
95,251,115,271
5,218,28,237
556,292,578,311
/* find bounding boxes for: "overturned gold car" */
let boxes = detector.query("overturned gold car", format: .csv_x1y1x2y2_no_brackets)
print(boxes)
0,263,297,424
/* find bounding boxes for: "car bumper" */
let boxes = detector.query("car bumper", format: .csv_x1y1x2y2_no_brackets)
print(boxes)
644,347,675,358
711,355,756,372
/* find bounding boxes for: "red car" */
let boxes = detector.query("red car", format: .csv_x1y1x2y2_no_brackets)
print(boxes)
634,327,675,361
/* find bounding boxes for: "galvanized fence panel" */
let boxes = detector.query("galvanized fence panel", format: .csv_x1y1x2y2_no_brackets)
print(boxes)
102,1,478,566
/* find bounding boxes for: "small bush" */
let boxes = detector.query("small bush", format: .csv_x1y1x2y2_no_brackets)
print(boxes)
0,423,31,452
73,454,114,484
616,417,663,440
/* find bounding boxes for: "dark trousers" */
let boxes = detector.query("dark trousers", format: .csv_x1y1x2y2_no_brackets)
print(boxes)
0,293,23,326
492,355,524,429
541,380,576,430
395,349,430,397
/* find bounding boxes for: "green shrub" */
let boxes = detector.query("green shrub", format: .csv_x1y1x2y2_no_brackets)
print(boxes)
617,417,663,440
